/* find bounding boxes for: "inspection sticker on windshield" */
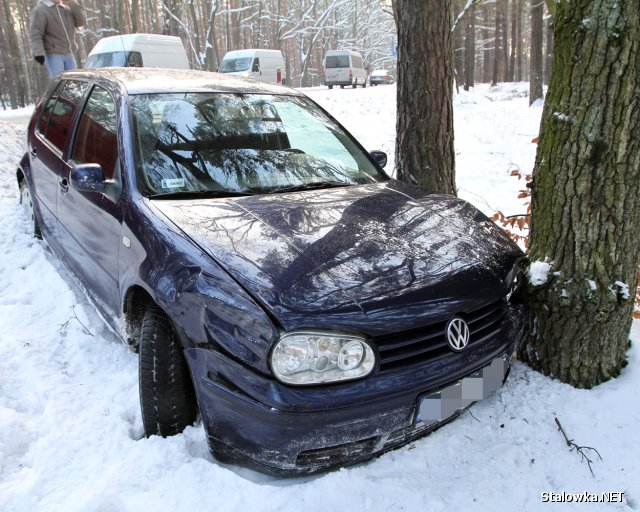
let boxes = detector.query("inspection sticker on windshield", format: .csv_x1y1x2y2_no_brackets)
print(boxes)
414,357,507,426
161,178,185,189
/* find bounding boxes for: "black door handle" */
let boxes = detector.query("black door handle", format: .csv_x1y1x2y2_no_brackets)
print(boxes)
30,147,37,157
59,178,68,192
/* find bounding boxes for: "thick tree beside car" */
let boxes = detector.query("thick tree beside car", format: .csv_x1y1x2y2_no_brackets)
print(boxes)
519,0,640,388
392,0,456,195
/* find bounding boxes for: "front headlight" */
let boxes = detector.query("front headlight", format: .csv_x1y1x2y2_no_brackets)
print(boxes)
270,332,376,385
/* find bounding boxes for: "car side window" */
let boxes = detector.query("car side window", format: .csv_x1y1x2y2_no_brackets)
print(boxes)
71,86,119,181
38,80,88,153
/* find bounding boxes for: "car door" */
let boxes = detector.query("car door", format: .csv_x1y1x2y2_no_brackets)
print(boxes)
29,80,88,249
57,85,123,316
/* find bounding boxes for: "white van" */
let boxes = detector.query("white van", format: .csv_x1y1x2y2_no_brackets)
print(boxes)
85,34,190,69
218,49,286,85
323,50,367,89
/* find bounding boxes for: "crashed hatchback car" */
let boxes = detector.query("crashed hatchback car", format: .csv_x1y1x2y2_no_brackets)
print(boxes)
17,68,524,475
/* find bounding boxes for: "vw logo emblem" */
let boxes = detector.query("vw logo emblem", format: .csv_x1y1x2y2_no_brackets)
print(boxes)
446,317,470,352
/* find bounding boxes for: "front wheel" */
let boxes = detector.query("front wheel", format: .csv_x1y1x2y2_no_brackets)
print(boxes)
328,84,333,89
139,303,198,437
19,179,41,239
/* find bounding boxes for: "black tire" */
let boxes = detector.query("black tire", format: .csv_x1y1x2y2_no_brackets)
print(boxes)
352,81,357,89
362,81,366,88
340,85,345,89
328,84,333,89
139,303,198,437
19,179,41,239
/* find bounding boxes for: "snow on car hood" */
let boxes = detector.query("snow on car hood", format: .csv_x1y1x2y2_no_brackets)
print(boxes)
150,181,522,333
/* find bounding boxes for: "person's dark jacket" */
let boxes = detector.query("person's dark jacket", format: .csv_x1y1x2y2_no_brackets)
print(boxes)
29,0,86,58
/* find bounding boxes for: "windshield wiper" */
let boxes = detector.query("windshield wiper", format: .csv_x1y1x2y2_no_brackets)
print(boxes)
268,181,355,194
148,190,252,199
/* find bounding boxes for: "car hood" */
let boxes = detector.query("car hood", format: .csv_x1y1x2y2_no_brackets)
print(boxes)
150,181,523,335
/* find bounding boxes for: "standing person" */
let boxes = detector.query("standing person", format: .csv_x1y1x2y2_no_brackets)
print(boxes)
29,0,86,78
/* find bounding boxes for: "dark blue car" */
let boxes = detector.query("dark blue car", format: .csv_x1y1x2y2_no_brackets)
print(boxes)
17,68,524,475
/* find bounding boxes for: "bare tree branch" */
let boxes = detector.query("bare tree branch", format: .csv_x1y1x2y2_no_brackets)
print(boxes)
554,417,602,477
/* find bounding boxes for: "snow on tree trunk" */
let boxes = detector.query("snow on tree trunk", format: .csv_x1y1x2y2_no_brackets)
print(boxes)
520,0,640,388
393,0,456,195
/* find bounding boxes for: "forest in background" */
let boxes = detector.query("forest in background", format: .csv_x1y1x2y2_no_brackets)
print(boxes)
0,0,552,109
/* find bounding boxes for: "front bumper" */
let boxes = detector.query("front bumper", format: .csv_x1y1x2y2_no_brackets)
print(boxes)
324,80,353,86
185,304,523,475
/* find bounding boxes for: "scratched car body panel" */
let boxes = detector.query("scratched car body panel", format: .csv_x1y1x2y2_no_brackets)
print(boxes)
17,68,524,475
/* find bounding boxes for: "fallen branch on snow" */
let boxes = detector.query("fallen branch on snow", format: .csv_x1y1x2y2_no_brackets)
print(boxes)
554,416,602,477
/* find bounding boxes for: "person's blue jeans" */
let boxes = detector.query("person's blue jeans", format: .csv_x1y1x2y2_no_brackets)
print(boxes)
45,54,77,78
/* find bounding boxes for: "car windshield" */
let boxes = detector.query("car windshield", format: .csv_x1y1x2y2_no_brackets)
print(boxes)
86,51,142,68
371,70,388,77
218,58,252,72
130,93,387,197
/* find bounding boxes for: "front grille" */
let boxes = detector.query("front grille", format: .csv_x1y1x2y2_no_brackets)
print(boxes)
374,299,506,372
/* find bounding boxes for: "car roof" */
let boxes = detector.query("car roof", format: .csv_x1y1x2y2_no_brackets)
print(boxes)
57,67,301,96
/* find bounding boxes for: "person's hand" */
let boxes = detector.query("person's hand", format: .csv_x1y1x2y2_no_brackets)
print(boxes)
34,55,45,65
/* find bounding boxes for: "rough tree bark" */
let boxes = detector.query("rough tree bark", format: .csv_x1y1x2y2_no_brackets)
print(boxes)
519,0,640,388
393,0,456,195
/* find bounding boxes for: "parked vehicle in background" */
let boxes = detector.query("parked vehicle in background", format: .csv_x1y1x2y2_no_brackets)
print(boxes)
85,33,190,69
369,69,395,86
17,67,525,476
323,50,367,89
218,49,286,85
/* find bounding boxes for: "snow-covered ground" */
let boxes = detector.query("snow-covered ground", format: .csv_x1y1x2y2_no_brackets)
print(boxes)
0,83,637,511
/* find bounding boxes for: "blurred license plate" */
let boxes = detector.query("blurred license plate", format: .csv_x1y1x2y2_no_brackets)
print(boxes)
414,357,508,426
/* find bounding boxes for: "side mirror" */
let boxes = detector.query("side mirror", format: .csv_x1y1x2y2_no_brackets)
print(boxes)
252,62,260,72
369,150,388,169
70,163,106,193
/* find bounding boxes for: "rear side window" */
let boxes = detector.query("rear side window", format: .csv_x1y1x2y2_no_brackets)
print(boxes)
71,86,119,180
352,55,364,69
325,55,350,68
38,80,88,152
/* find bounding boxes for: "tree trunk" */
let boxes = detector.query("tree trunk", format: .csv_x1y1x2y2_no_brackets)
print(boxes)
515,0,523,81
1,0,18,108
464,4,475,91
520,0,640,388
529,0,544,104
544,8,553,84
501,0,509,81
492,0,502,85
453,0,465,92
393,0,456,195
482,4,492,83
508,0,517,82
